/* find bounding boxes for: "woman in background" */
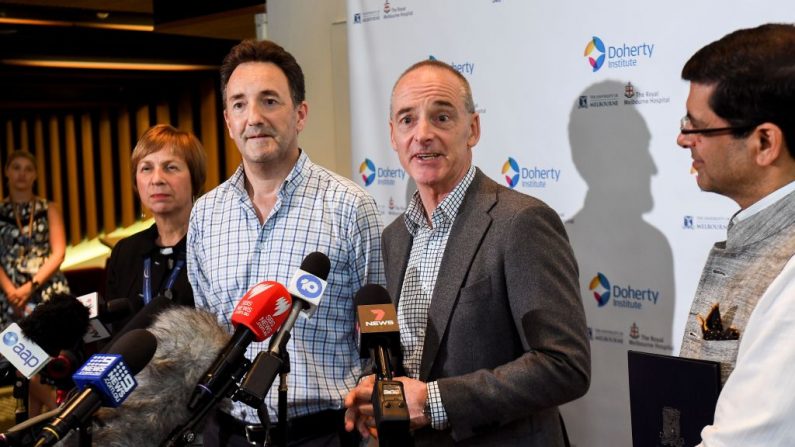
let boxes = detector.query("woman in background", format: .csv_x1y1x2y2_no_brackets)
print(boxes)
105,124,206,323
0,150,71,418
0,150,70,326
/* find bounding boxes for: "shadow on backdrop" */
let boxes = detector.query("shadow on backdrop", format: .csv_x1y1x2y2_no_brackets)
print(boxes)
561,80,675,446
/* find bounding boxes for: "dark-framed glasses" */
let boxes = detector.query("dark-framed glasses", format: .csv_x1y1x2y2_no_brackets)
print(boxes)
680,116,756,136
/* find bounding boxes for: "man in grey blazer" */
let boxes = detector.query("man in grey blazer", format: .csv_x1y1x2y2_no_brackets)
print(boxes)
344,59,590,446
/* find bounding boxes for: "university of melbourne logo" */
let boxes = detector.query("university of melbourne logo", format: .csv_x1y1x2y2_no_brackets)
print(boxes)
583,36,606,72
589,273,611,307
352,9,380,24
359,159,376,186
681,215,728,231
501,158,520,188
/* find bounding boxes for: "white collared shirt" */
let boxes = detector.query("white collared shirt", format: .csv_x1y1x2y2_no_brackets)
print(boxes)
699,182,795,446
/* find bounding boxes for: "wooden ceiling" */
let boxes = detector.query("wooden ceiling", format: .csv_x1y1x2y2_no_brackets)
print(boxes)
0,0,264,111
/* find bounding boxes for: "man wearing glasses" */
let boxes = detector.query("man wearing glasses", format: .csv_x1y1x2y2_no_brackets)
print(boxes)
677,23,795,445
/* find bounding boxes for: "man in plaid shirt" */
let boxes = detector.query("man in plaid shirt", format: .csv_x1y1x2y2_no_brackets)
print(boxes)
188,39,384,447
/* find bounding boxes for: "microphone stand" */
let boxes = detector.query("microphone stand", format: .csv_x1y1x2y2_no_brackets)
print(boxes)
13,375,28,424
238,332,292,447
160,358,251,447
76,419,91,447
0,408,60,447
276,343,290,447
370,346,412,447
236,303,306,447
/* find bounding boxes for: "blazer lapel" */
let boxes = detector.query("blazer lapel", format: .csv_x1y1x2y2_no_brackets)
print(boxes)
386,225,412,308
419,170,496,380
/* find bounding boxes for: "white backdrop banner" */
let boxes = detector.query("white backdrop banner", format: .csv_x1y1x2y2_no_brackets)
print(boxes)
346,1,793,445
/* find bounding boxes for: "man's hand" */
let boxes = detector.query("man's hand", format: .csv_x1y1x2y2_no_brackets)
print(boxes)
344,374,376,438
345,374,433,438
394,376,431,430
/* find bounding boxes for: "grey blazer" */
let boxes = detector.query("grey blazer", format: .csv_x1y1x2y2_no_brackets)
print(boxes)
383,169,590,447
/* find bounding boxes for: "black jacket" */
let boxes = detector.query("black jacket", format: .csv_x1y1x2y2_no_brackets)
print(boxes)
105,223,194,329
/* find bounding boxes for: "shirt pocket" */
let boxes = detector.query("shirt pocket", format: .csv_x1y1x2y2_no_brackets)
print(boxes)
696,338,740,384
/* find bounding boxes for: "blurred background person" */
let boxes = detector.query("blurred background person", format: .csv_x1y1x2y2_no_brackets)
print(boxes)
0,150,70,418
0,150,70,326
105,124,207,328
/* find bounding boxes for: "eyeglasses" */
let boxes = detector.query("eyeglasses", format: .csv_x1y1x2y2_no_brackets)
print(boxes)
680,116,756,136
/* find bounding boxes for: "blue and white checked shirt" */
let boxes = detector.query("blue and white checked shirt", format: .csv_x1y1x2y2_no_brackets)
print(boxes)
187,151,385,423
398,165,475,430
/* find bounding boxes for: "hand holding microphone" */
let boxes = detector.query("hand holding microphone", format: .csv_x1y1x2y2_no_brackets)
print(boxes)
344,284,413,446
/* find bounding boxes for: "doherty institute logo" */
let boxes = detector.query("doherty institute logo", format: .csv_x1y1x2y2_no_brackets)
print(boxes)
499,157,561,189
583,35,655,72
501,158,520,188
584,37,606,72
358,158,406,187
589,272,660,310
359,159,376,186
589,273,611,307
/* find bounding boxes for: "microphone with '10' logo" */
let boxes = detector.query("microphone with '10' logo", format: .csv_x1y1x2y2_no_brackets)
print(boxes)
286,252,329,318
234,252,330,408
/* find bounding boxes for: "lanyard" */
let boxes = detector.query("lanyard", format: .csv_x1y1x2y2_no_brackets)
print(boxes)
10,199,36,259
143,257,185,305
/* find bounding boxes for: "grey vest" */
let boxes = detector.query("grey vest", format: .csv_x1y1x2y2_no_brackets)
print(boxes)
680,190,795,384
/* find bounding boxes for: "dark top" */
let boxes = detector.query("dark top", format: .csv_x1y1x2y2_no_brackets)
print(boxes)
0,198,70,327
105,223,194,328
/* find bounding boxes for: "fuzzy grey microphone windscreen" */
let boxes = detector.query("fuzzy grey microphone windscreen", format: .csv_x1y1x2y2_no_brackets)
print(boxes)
87,306,231,446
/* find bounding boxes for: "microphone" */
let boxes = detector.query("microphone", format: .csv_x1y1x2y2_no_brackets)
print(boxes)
77,293,132,345
0,323,51,379
235,252,330,409
268,252,330,355
86,307,231,446
355,284,401,378
97,298,134,325
40,349,84,391
75,293,133,325
285,251,330,319
187,281,292,412
0,408,60,447
0,294,91,379
33,328,157,447
354,284,410,446
19,293,90,358
105,294,174,350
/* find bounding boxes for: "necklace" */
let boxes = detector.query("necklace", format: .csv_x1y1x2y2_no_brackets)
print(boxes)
10,199,36,259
